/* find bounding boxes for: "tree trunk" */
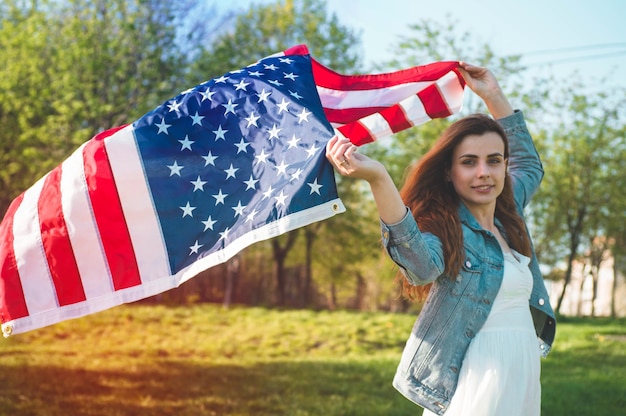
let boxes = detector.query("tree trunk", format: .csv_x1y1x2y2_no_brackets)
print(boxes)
271,231,300,306
302,225,319,307
223,254,240,309
611,258,619,318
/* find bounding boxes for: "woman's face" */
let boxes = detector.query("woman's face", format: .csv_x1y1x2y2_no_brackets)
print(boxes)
448,132,508,213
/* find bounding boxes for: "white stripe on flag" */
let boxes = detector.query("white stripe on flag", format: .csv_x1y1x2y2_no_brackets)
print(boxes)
317,81,434,110
12,175,58,314
437,71,465,113
104,125,171,281
61,144,114,299
400,94,431,127
359,113,392,141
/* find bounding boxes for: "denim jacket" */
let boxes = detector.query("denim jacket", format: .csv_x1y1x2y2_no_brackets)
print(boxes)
381,111,556,415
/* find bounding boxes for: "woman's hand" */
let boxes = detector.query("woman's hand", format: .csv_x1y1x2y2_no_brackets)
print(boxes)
458,62,513,119
325,135,386,183
326,135,408,224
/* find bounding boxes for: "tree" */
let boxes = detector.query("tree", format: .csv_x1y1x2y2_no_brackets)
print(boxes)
0,0,220,215
531,79,626,315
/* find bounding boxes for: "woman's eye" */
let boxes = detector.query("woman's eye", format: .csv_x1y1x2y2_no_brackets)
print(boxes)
489,158,502,164
461,159,475,165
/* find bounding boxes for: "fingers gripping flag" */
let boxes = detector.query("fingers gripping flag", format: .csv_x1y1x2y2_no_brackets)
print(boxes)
0,45,465,337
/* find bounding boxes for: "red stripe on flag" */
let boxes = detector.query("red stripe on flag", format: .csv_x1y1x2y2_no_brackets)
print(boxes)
38,168,87,306
337,121,375,146
380,104,413,133
322,106,387,125
83,128,142,291
0,193,29,321
312,59,460,90
418,84,452,119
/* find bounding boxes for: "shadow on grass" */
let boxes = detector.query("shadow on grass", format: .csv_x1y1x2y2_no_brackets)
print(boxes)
0,359,420,416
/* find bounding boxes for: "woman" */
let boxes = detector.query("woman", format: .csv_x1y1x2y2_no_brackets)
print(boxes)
326,62,556,416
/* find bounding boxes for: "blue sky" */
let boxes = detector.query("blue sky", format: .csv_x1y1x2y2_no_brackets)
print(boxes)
225,0,626,90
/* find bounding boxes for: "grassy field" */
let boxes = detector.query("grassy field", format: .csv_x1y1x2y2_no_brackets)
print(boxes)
1,304,624,415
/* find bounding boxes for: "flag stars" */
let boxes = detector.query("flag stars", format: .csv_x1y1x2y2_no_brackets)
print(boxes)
232,201,246,217
274,190,288,206
289,90,303,100
246,209,258,223
264,63,278,71
290,168,303,182
279,57,293,64
178,135,194,151
267,124,281,140
262,185,275,199
213,125,228,140
244,175,259,190
167,100,183,113
245,111,261,127
212,189,228,205
214,75,229,83
268,79,283,87
277,98,290,113
287,135,301,149
308,178,323,195
248,70,263,77
219,227,231,241
190,111,205,126
254,149,271,165
256,89,271,103
167,161,184,176
234,79,250,91
275,160,289,176
155,118,171,135
202,216,217,231
234,138,251,153
305,143,320,159
297,108,311,123
189,240,203,255
180,202,196,218
200,88,216,102
202,151,218,166
283,72,298,81
224,163,239,179
190,176,207,192
222,99,238,116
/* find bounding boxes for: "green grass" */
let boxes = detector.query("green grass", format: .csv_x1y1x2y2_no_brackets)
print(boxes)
0,305,624,415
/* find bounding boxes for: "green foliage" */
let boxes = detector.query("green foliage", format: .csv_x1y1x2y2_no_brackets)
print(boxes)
188,0,362,84
1,304,624,415
0,0,213,214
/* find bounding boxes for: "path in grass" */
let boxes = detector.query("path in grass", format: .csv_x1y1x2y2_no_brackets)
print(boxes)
1,305,624,415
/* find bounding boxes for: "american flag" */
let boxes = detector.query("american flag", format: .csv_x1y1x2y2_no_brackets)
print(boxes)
0,45,465,337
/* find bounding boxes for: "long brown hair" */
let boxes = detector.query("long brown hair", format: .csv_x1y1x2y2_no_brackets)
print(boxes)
398,114,532,300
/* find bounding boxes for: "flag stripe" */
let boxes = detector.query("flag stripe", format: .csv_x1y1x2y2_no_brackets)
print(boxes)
38,168,87,306
60,144,115,299
13,176,59,315
336,121,375,146
105,125,171,281
82,134,142,291
418,83,451,119
312,59,460,89
0,193,28,323
380,104,413,133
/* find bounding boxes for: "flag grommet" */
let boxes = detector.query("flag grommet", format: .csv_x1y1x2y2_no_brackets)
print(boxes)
2,324,13,337
332,203,341,213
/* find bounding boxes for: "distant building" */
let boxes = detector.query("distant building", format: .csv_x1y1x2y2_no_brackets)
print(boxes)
546,255,626,317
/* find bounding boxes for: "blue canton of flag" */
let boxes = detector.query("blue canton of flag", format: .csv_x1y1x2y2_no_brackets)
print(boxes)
133,54,342,274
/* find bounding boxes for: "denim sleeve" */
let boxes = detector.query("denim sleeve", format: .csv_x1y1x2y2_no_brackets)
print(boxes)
498,110,544,210
380,208,445,286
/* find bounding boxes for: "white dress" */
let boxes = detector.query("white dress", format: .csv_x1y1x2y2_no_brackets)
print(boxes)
423,251,541,416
